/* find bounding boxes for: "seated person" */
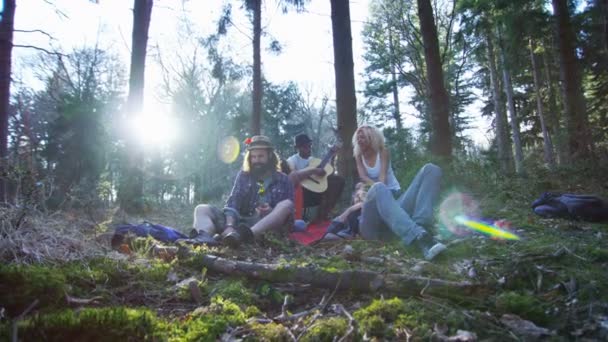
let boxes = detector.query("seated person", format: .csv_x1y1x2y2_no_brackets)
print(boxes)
353,125,401,196
191,135,294,247
328,164,447,261
286,133,345,222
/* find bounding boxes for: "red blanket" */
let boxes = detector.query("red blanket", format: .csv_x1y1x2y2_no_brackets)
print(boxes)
289,220,330,245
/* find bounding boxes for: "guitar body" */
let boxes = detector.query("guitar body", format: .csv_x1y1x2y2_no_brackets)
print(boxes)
300,158,335,193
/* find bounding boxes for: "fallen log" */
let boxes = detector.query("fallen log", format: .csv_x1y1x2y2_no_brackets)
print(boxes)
186,253,494,299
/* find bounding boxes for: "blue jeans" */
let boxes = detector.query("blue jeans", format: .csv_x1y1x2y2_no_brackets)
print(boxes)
359,163,442,245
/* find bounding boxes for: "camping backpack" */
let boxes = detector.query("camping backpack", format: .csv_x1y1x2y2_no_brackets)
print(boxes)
531,192,608,222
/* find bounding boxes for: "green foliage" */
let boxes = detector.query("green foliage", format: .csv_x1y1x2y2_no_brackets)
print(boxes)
249,322,292,341
211,279,254,306
353,297,407,337
0,264,67,316
299,317,348,342
182,297,247,341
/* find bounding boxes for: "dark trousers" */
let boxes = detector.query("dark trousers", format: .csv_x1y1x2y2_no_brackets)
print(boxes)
303,174,345,221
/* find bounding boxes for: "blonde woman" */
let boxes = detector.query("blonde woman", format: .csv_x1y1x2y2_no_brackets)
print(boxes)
352,125,401,196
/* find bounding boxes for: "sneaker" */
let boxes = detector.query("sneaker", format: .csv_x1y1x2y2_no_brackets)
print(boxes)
414,233,447,261
221,227,242,248
186,230,220,246
423,242,447,260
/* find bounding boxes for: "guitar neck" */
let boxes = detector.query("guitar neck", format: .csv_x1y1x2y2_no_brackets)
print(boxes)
317,148,337,169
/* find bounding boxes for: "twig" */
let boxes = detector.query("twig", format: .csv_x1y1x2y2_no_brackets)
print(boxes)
320,276,342,312
11,299,39,342
14,29,56,40
12,44,65,56
336,304,356,342
296,311,322,341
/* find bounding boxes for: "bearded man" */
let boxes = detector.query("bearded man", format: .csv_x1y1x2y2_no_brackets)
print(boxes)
191,135,294,247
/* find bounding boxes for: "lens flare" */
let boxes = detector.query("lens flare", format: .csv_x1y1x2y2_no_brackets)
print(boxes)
438,192,480,236
453,215,520,240
218,136,240,164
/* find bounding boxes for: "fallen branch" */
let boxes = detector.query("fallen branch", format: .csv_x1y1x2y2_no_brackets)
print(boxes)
11,299,39,342
187,253,493,299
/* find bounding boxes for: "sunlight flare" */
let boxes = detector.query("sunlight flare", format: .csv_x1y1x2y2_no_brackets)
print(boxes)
128,111,177,147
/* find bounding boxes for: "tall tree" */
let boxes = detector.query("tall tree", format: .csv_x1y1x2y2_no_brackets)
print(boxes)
486,30,513,173
250,0,262,135
497,28,524,174
330,0,358,184
417,0,452,158
552,0,593,161
0,0,16,203
530,38,556,169
119,0,153,214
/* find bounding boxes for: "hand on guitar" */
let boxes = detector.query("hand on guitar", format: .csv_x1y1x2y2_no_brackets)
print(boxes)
310,168,326,177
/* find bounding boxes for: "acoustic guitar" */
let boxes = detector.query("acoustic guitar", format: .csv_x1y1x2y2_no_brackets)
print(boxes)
299,143,341,193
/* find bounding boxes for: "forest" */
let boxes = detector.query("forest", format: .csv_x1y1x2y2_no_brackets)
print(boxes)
1,0,607,340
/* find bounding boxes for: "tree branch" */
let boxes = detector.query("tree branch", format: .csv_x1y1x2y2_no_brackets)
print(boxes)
14,29,56,41
12,44,64,56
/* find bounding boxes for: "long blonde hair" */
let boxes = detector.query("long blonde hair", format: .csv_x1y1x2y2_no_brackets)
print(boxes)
352,125,386,158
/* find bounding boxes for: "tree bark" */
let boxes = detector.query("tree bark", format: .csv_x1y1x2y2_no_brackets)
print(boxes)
552,0,593,162
119,0,153,214
529,39,556,170
417,0,452,159
542,50,565,165
388,27,402,130
486,31,512,174
252,0,262,135
330,0,358,187
0,0,16,204
498,29,524,175
191,253,493,299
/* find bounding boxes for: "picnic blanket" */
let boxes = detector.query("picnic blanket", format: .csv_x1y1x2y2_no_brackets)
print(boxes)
289,220,331,245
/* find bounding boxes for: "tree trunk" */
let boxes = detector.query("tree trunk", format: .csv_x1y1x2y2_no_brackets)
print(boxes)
119,0,153,214
330,0,358,187
542,50,565,165
498,29,524,175
0,0,16,204
529,39,556,170
552,0,593,162
486,31,512,174
252,0,262,135
417,0,452,159
388,27,402,130
190,253,493,299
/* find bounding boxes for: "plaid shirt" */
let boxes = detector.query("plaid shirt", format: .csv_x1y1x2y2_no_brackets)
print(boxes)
223,170,294,219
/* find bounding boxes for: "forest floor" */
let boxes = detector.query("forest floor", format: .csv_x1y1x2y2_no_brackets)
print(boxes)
1,163,608,341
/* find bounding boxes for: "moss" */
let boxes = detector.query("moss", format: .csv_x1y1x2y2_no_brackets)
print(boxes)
255,282,285,305
182,297,247,341
12,307,169,342
495,291,549,325
211,279,254,306
354,297,407,338
299,317,348,342
0,264,67,316
248,322,292,341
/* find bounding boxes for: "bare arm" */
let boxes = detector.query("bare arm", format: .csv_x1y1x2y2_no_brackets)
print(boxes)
355,155,375,185
336,202,363,222
379,149,390,185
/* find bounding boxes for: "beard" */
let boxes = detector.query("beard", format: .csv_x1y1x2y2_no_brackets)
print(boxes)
251,161,273,178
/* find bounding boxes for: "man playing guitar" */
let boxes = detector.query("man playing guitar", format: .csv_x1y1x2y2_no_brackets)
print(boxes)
286,133,345,223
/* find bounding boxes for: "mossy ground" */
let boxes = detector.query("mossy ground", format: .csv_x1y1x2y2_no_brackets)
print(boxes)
1,162,607,341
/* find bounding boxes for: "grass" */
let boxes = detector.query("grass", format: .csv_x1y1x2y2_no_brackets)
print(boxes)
1,160,607,340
